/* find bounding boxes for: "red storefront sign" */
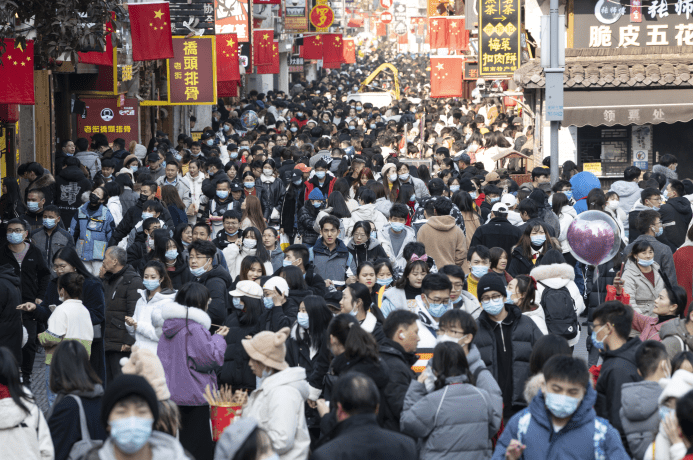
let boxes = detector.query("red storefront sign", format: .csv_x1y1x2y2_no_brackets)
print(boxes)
76,98,139,145
167,36,217,105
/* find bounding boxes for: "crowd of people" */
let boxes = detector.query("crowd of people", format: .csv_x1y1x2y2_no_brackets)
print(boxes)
4,48,693,460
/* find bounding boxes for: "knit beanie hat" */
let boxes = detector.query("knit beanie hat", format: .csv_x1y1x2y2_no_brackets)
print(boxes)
120,346,171,401
658,369,693,405
308,188,325,201
242,327,290,371
476,273,507,301
101,374,159,429
214,419,259,460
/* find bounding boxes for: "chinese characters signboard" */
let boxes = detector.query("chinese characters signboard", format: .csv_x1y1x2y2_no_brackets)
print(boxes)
167,36,217,105
215,0,251,42
478,0,521,76
632,124,652,170
286,0,309,30
170,0,215,35
464,61,479,79
575,0,693,48
77,98,139,145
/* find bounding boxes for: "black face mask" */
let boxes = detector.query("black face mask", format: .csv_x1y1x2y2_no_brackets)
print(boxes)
89,193,101,205
139,194,149,202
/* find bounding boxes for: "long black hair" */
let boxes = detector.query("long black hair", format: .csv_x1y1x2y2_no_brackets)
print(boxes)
242,227,271,263
53,247,97,280
431,341,474,391
300,295,333,351
0,347,32,414
50,340,102,394
327,314,379,361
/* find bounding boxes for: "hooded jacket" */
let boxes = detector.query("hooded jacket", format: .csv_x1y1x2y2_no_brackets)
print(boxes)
55,165,93,224
624,235,678,285
222,243,274,281
297,204,321,245
195,264,233,326
108,197,175,246
653,164,678,187
378,223,418,277
0,264,22,364
346,237,389,266
342,202,390,237
417,215,467,268
312,237,357,283
619,380,662,460
492,385,629,460
158,302,227,406
243,367,311,460
557,206,577,253
570,171,602,214
610,180,642,222
660,196,692,247
401,375,501,460
659,318,693,358
595,337,643,435
412,198,467,232
84,431,190,460
126,288,177,354
156,174,193,208
30,224,75,270
474,304,543,410
75,150,101,179
470,216,523,258
530,263,586,347
269,244,285,272
26,172,57,206
0,394,54,460
621,260,665,317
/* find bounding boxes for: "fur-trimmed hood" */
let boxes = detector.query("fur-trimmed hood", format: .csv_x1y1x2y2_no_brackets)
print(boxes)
530,263,575,289
161,302,212,330
29,172,55,190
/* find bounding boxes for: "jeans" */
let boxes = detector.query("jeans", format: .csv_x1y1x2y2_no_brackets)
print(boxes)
45,364,56,407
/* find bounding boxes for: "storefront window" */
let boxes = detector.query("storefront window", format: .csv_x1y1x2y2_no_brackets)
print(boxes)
578,126,630,177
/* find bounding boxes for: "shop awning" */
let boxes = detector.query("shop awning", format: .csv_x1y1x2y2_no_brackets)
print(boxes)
563,89,693,127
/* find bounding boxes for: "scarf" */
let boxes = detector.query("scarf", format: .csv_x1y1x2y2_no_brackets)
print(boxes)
0,384,10,400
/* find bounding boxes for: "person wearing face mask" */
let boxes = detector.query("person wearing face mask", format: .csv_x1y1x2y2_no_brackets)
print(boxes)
496,355,629,460
223,227,273,280
507,222,557,277
479,184,502,223
158,282,228,460
214,419,280,460
297,188,325,247
474,273,543,421
417,197,468,270
629,188,665,241
624,210,678,285
658,179,692,248
21,189,49,233
621,241,666,321
124,261,177,354
240,327,311,460
589,301,643,444
401,341,501,460
339,282,386,343
378,204,417,273
54,155,94,225
279,170,305,242
30,204,74,274
69,186,115,276
38,272,94,406
187,240,233,327
470,203,523,265
346,222,389,266
259,160,286,228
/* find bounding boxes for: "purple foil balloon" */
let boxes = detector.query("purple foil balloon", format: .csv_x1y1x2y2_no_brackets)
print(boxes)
566,218,616,266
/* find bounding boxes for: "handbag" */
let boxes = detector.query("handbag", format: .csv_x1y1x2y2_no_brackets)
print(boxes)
67,395,103,460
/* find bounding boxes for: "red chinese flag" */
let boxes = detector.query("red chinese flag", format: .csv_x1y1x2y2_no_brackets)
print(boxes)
217,33,240,81
342,39,355,64
398,34,408,45
323,34,344,64
303,35,323,60
129,2,174,61
430,57,463,98
447,16,469,50
257,40,280,74
323,60,342,69
0,39,35,104
428,17,448,49
218,80,239,97
254,29,274,66
376,22,386,36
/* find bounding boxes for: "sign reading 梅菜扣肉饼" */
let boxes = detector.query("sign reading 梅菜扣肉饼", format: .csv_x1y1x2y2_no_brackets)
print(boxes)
575,0,693,48
478,0,521,76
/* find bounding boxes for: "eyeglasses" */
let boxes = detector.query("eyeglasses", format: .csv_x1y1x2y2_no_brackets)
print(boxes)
480,294,503,302
7,228,24,234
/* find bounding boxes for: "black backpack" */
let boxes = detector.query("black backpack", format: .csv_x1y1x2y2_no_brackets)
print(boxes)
538,281,579,340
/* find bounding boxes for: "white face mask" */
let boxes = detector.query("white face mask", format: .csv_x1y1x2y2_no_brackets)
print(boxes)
606,201,620,211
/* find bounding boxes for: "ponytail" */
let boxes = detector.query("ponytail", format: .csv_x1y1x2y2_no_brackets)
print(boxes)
328,314,379,361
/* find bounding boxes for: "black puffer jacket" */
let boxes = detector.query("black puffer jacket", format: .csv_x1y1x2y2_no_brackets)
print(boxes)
347,238,389,267
583,251,623,319
0,264,23,364
0,242,51,303
260,177,286,226
108,197,175,246
379,339,417,433
473,304,543,409
507,246,546,277
218,310,269,391
250,180,273,220
101,264,144,352
54,165,93,225
297,204,321,245
660,196,693,248
279,184,303,236
195,265,233,327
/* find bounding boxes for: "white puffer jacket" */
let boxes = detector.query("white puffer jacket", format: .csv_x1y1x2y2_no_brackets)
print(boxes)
0,394,54,460
127,289,178,353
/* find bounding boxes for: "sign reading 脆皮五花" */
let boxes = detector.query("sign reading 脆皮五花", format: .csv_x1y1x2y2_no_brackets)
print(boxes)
575,0,693,48
478,0,521,76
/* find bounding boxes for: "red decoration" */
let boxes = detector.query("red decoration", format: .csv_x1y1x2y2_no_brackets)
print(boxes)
428,17,448,49
254,29,274,66
343,39,356,64
218,80,239,97
430,57,464,98
78,14,115,66
323,34,344,65
376,21,387,36
128,2,174,61
303,35,323,60
217,34,241,81
0,104,19,123
257,40,280,74
447,16,469,50
0,39,35,104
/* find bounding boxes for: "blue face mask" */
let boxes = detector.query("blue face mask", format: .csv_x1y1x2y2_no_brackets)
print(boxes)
190,259,209,277
531,235,546,246
638,258,655,267
297,312,309,329
450,185,460,193
7,232,24,245
165,249,178,260
315,171,326,180
482,297,505,316
564,191,573,200
290,127,298,132
390,222,405,232
470,191,478,199
293,180,303,186
505,288,514,304
652,206,661,212
591,325,607,350
370,231,378,240
161,161,166,168
43,218,57,229
489,197,500,203
174,153,182,161
131,166,138,172
225,230,238,237
232,297,243,309
471,265,489,279
349,126,355,130
378,277,393,286
141,212,154,220
27,201,40,212
103,174,112,179
143,279,160,291
313,201,322,208
224,125,230,132
256,368,272,388
410,194,417,202
660,406,674,421
653,225,664,237
545,392,581,419
399,173,410,182
207,139,214,146
230,151,238,159
244,182,255,189
217,190,229,199
110,417,153,455
283,259,294,267
263,297,274,309
427,298,449,318
239,146,250,151
370,124,376,129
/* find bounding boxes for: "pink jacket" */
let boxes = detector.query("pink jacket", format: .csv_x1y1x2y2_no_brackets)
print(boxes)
632,310,675,342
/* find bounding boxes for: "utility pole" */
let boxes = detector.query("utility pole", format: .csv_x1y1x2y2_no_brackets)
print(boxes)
543,0,564,184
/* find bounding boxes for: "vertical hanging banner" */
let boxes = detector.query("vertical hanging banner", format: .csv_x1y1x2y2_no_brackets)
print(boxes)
447,16,469,50
253,29,274,65
217,33,240,81
478,0,520,76
257,40,280,73
428,17,448,48
129,2,175,61
167,36,217,104
343,39,356,64
430,56,464,97
0,39,35,104
285,0,309,30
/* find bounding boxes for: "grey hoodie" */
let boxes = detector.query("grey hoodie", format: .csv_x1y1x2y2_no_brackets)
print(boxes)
619,380,662,460
269,245,285,272
610,180,642,219
92,431,190,460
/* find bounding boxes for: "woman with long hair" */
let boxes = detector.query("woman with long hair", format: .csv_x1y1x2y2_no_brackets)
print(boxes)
339,278,386,344
0,347,53,460
124,261,176,353
381,164,400,203
401,341,500,460
158,282,228,460
551,192,577,265
173,222,194,250
381,258,430,317
183,159,205,225
351,167,375,197
263,227,285,272
161,184,188,227
347,221,389,266
224,227,273,280
622,241,666,318
332,178,359,211
489,247,513,285
241,195,267,232
38,273,94,406
280,169,306,241
453,190,481,257
373,259,395,308
394,183,417,225
507,222,557,277
147,232,191,289
238,256,267,284
20,247,107,384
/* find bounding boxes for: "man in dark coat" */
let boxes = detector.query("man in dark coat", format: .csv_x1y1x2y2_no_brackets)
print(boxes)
108,180,175,246
660,179,692,248
54,156,93,225
188,239,233,328
470,203,523,257
311,372,416,460
0,264,23,366
100,246,145,382
380,311,419,433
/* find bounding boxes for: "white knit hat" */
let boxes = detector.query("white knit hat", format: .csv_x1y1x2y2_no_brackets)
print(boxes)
658,369,693,405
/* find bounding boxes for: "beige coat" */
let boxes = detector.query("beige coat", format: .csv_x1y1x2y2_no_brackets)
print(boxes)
417,215,467,268
622,260,665,317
